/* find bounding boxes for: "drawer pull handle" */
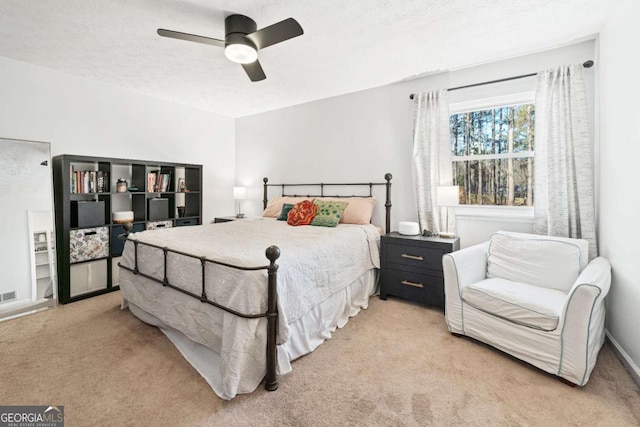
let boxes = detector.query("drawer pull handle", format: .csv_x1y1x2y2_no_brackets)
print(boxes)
157,224,166,228
83,231,97,236
401,280,424,288
401,253,423,261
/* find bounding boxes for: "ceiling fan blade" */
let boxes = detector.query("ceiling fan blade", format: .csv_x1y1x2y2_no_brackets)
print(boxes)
157,29,225,47
246,18,303,50
242,60,266,82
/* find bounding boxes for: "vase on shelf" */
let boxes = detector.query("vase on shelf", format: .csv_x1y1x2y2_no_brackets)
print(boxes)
116,178,128,193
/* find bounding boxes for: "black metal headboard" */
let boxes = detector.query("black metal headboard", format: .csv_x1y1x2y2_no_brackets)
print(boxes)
263,173,392,234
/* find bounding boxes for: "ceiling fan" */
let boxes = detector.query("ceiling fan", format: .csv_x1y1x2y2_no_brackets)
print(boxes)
158,14,303,82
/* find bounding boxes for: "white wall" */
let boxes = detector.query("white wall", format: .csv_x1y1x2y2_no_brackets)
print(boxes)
235,81,415,230
0,56,236,223
236,41,595,246
598,0,640,380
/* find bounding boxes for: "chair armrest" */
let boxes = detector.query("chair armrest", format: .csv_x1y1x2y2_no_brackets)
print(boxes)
443,242,489,334
571,257,612,299
443,241,489,293
560,256,612,323
558,257,612,385
559,256,612,328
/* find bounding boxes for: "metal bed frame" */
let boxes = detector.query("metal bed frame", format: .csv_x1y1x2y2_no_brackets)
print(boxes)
119,173,392,393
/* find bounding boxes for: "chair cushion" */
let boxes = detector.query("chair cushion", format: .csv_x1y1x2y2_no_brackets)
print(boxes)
487,231,582,292
462,278,567,331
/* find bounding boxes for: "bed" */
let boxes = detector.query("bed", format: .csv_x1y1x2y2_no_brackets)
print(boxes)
118,174,392,400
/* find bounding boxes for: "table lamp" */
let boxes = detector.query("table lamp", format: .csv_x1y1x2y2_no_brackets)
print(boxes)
233,186,246,218
436,185,459,238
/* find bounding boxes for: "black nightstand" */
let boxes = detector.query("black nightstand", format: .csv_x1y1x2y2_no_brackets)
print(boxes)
380,232,460,308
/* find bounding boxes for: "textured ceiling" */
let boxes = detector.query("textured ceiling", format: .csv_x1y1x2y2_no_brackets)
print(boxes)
0,0,608,118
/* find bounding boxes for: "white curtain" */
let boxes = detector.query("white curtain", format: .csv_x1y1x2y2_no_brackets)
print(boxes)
412,90,453,234
534,64,597,259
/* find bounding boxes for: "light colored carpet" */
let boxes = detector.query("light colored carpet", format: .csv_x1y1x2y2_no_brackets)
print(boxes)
0,291,638,426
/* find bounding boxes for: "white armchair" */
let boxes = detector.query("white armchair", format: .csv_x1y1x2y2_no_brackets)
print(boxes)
443,231,611,386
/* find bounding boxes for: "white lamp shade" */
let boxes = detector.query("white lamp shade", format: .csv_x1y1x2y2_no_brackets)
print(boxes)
437,186,460,207
233,186,246,200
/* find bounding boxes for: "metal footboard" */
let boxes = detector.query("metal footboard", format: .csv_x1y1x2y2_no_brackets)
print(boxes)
118,232,281,392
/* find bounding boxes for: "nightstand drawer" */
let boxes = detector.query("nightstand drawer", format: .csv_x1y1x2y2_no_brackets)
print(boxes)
385,268,444,306
386,243,444,270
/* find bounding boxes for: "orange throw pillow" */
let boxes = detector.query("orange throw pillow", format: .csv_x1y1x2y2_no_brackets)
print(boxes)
287,200,317,226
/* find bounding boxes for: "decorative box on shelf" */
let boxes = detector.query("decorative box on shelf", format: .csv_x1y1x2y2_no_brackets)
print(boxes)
69,227,109,263
148,198,169,221
176,218,198,227
71,200,105,228
146,220,173,230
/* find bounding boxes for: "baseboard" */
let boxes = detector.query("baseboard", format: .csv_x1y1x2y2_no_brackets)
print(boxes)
605,329,640,388
0,298,54,322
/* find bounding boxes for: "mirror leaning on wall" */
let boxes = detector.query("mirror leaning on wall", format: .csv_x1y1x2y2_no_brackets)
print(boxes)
0,138,57,320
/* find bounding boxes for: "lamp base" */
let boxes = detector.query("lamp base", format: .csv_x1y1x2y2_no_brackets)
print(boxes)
438,232,456,239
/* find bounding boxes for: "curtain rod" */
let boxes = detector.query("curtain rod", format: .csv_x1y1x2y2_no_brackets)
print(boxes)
408,60,594,100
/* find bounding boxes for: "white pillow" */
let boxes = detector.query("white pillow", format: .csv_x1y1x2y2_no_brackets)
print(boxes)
487,231,582,292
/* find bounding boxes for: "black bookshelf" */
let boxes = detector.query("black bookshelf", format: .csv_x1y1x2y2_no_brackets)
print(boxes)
52,155,203,303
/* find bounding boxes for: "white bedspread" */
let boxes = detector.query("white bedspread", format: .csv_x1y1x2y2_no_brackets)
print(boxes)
118,218,380,399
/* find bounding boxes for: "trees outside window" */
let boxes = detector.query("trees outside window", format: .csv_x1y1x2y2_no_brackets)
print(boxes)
450,104,535,206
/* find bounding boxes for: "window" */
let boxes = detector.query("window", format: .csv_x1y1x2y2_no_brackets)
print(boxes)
450,103,535,206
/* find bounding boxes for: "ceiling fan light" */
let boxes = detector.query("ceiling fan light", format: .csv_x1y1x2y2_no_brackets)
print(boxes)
225,43,258,64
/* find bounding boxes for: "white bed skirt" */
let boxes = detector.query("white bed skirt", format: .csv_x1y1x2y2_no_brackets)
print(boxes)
122,268,377,399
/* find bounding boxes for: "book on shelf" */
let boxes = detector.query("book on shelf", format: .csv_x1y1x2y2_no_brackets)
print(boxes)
160,173,171,192
147,171,157,192
147,171,171,192
69,168,109,193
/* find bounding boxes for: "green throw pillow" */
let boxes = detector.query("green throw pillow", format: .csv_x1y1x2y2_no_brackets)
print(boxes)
277,203,295,221
310,200,348,227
